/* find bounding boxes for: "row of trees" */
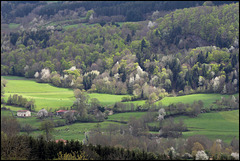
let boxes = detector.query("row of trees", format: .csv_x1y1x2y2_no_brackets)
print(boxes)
4,94,36,111
1,133,170,160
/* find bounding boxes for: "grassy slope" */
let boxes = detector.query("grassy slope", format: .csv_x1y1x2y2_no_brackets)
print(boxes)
107,112,147,122
157,93,238,108
2,76,130,111
20,121,122,141
2,77,75,111
89,93,131,106
169,110,239,144
8,23,20,29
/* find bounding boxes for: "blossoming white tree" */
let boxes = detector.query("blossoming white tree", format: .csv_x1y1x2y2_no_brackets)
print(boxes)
195,150,209,160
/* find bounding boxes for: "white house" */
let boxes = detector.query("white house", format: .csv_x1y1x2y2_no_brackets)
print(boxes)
17,110,31,117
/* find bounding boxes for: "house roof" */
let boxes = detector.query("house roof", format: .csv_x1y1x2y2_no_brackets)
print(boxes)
56,110,68,113
17,110,30,112
55,139,67,143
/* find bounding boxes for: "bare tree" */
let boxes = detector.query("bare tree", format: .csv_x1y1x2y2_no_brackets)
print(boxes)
1,116,20,137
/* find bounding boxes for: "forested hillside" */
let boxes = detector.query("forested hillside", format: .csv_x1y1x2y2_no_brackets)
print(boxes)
1,1,239,160
1,2,239,102
1,1,236,24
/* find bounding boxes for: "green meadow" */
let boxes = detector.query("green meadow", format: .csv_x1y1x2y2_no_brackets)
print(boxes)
21,121,122,141
156,93,238,108
1,104,26,112
124,100,146,106
150,110,239,144
1,76,130,111
180,110,239,144
89,93,131,106
2,76,75,111
51,121,122,141
107,112,147,122
8,23,20,29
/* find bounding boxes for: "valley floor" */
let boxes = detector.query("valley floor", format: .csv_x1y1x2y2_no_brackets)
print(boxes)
1,76,239,144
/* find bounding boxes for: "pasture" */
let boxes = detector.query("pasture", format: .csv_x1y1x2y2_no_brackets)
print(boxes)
1,104,26,112
156,93,238,108
169,110,238,144
21,121,122,141
1,76,130,111
89,93,131,106
107,112,148,122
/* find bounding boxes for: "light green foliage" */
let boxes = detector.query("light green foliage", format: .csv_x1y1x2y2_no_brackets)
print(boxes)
211,50,230,63
63,69,81,78
123,22,142,33
85,10,94,21
210,63,220,74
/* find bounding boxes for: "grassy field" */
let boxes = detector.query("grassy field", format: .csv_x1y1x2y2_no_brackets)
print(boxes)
2,76,75,111
123,100,146,106
8,23,20,29
2,76,130,111
4,76,234,110
1,104,26,112
157,110,239,144
1,109,14,117
21,121,122,141
89,93,131,106
107,112,148,122
156,93,238,108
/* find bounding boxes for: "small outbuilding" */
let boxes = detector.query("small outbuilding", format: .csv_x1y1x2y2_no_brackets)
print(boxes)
17,110,31,117
55,139,67,145
56,110,77,116
56,110,68,116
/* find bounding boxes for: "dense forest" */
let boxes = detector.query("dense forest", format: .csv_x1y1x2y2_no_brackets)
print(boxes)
1,1,237,23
